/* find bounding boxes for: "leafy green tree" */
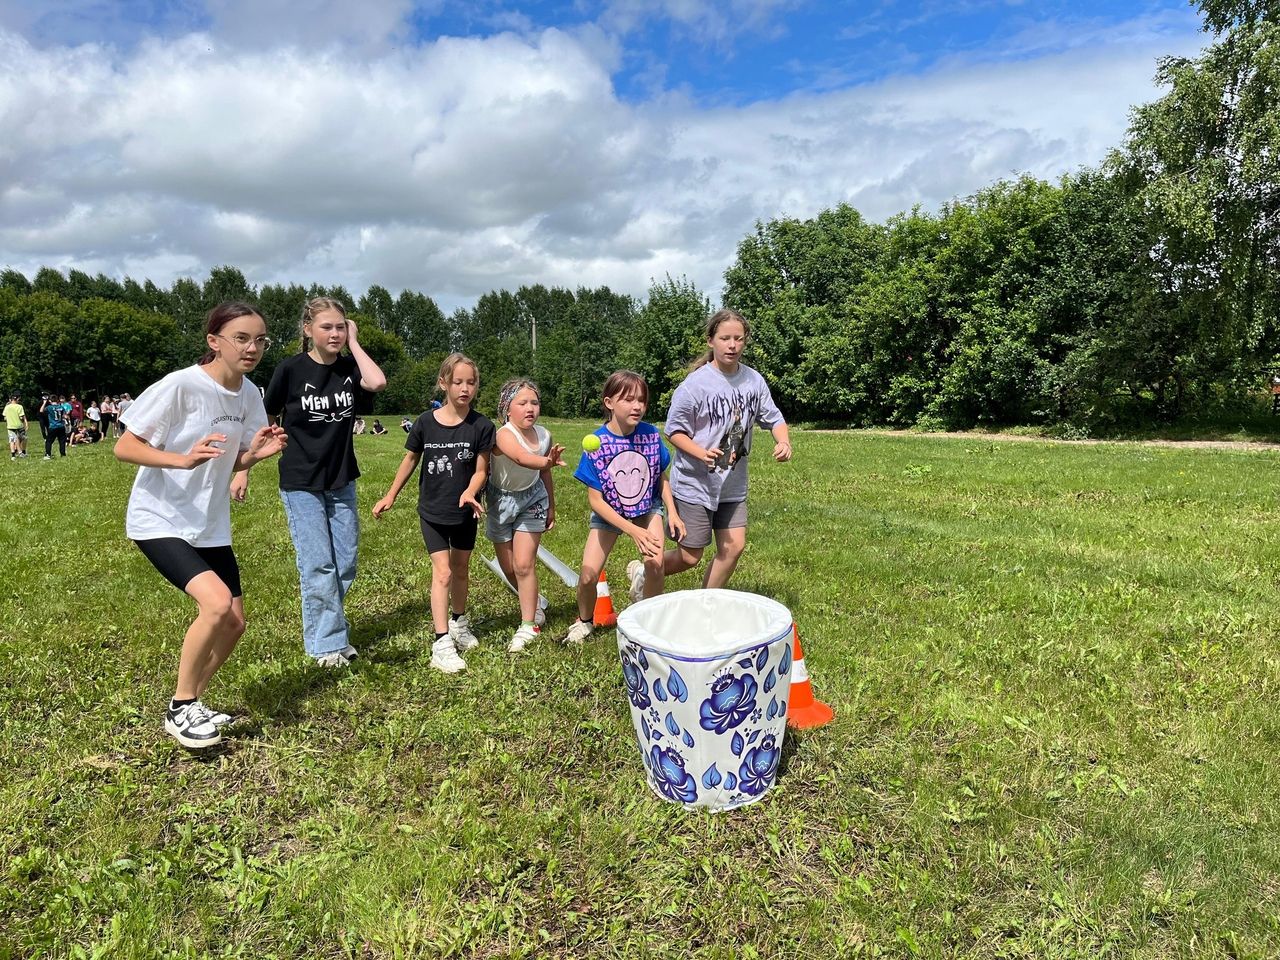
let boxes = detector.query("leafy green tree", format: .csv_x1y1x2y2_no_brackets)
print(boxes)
619,275,709,413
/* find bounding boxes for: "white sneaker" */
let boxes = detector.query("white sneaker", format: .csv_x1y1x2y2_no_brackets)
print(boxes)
508,623,539,653
164,702,221,749
562,618,594,646
627,559,646,603
450,614,479,651
315,650,353,668
535,594,548,628
431,637,467,673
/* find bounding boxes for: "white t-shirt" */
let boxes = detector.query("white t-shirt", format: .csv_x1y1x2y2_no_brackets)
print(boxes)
121,365,268,546
87,406,101,422
490,422,549,492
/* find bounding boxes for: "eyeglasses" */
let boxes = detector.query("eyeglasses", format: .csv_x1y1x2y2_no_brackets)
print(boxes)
213,333,273,351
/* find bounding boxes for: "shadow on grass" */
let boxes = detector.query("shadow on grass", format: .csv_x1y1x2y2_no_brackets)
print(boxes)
236,600,427,729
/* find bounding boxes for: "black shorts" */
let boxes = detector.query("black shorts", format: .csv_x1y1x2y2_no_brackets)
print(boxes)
419,515,478,554
134,538,243,597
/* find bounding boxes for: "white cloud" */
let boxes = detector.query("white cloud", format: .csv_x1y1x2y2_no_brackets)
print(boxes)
0,16,1203,311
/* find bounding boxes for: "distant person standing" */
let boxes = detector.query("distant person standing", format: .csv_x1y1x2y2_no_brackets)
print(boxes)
115,394,132,438
100,396,116,439
69,394,84,431
86,399,102,441
41,395,69,459
4,393,27,459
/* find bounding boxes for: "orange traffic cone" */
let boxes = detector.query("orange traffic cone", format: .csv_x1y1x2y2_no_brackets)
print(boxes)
593,570,618,627
787,624,834,729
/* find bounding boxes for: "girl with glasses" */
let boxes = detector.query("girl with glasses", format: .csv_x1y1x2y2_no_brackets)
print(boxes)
115,302,287,750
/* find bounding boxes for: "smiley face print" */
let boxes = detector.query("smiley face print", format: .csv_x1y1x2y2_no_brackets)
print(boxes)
608,449,652,507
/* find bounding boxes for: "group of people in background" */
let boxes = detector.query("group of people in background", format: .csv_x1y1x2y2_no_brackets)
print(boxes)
2,390,133,460
109,297,790,751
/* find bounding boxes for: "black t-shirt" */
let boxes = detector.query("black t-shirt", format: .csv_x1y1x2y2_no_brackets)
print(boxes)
406,409,495,524
264,352,373,491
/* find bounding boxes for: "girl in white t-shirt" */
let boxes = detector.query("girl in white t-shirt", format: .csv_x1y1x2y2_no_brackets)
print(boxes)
485,379,565,652
115,302,287,751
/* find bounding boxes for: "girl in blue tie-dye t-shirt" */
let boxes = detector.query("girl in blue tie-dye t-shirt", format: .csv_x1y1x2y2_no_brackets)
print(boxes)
561,371,686,646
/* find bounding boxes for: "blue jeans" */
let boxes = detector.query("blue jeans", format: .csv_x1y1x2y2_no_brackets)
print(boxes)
280,482,358,657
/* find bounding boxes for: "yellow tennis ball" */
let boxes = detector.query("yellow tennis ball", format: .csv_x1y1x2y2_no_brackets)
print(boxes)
582,434,601,452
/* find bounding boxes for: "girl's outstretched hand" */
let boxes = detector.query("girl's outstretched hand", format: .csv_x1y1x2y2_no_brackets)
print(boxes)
772,440,792,462
545,443,567,468
248,424,288,462
183,433,228,469
372,494,395,518
459,491,484,519
668,510,686,543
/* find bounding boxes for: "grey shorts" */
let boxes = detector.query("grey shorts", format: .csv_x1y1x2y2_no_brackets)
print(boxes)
486,480,549,542
589,507,663,536
675,497,747,550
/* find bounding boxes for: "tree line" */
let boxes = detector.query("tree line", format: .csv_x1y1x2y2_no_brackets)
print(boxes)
1,0,1273,429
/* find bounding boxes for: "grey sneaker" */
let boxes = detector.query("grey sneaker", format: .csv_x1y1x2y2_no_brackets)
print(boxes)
431,637,467,673
340,644,359,660
562,618,594,646
627,559,646,603
508,623,539,653
535,594,548,628
450,614,479,651
315,650,353,668
164,702,221,749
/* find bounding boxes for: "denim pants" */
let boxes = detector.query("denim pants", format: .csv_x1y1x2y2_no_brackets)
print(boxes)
280,482,358,657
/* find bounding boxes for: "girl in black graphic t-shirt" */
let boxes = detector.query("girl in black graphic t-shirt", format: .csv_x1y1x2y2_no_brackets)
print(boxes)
255,297,386,667
373,353,494,674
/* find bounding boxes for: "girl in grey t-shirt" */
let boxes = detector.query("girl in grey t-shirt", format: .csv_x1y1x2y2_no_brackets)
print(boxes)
659,309,792,592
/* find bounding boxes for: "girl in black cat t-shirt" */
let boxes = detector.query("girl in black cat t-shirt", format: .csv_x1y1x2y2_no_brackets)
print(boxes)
256,297,386,668
373,353,494,674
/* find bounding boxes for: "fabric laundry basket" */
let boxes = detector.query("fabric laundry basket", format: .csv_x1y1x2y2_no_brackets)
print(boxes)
616,589,794,811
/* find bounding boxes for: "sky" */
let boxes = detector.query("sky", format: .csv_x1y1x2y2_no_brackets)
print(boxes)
0,0,1208,311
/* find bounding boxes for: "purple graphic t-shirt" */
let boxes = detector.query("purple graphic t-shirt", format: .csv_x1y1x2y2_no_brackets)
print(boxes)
572,422,671,519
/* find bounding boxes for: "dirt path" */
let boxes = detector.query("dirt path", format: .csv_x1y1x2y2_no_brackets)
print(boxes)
846,428,1280,452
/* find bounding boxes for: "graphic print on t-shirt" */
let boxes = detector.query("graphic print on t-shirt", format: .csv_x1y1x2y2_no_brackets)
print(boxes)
714,407,748,472
300,374,356,424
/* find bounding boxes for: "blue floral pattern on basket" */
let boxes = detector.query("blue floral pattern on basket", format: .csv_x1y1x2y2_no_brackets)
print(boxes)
649,746,698,803
699,672,758,734
621,649,651,711
738,734,782,796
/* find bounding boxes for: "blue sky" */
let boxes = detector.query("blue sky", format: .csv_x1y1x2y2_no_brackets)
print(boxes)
0,0,1206,306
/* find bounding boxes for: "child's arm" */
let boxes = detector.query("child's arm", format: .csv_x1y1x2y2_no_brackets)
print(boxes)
458,451,489,518
372,451,422,517
233,425,288,472
541,467,556,531
495,427,564,470
667,429,721,469
770,422,792,462
344,318,389,393
658,471,685,542
587,488,663,559
115,430,228,470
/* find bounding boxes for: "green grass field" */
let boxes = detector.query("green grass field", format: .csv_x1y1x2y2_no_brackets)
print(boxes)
3,426,1280,958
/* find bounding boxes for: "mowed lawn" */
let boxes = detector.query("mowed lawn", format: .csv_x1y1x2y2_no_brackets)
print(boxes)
3,426,1280,959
